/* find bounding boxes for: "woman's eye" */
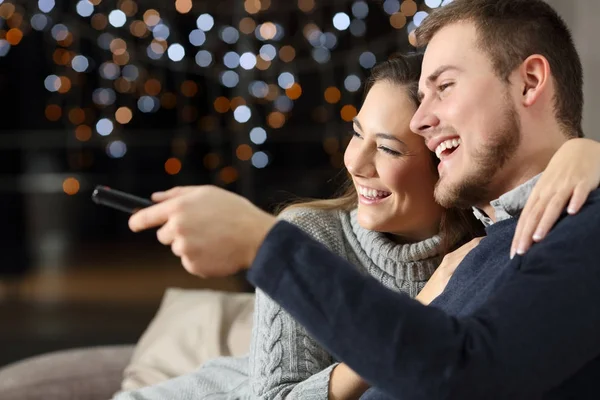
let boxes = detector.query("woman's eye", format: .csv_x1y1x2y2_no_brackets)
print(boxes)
438,82,453,92
378,146,401,156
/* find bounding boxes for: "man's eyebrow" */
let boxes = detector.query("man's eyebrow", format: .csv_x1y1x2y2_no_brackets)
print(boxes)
352,118,407,146
427,64,461,83
418,65,462,101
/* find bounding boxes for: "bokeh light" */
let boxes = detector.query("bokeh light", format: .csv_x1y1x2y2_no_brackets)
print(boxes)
344,75,361,92
249,127,267,145
251,151,269,168
341,105,358,122
236,144,253,161
333,13,350,31
96,118,114,136
196,13,214,31
324,87,341,104
165,157,182,175
352,1,369,19
76,1,94,17
233,105,252,123
108,10,127,28
115,106,133,124
63,177,80,195
106,140,127,158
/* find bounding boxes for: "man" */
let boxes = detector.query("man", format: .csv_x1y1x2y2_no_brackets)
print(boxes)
129,0,600,398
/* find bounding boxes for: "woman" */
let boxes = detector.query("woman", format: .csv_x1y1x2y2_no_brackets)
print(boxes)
113,53,600,400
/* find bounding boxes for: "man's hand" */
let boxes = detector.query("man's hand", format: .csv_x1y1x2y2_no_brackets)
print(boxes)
128,185,277,278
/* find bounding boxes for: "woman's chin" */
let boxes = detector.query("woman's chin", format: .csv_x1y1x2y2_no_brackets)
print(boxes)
356,209,386,232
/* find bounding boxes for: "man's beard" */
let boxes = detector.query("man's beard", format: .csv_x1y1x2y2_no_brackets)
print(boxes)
434,96,521,209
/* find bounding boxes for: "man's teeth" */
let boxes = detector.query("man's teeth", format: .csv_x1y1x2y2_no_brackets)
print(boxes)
358,186,391,199
435,138,461,159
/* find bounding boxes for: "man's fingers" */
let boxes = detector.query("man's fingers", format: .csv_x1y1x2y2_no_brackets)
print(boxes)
151,186,192,202
129,201,172,231
156,220,175,245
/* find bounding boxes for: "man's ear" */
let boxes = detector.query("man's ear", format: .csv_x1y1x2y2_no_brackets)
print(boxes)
519,54,551,107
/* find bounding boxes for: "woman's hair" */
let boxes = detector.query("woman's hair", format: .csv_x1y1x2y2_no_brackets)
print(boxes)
278,53,484,255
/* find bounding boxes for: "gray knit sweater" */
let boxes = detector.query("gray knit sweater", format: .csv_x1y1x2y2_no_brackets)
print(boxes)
114,207,442,400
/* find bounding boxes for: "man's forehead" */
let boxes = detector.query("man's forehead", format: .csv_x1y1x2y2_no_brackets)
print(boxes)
419,22,479,85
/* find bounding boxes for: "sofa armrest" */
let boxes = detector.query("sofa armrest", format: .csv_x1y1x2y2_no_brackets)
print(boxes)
0,344,134,400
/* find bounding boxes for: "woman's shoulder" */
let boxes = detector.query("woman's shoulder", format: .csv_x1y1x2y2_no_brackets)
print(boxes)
277,206,348,254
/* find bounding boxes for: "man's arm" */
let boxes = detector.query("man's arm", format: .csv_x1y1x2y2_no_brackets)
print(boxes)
248,208,600,399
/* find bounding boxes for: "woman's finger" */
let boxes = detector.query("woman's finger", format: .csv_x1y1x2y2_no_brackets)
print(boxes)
531,192,571,243
512,193,541,258
567,183,590,214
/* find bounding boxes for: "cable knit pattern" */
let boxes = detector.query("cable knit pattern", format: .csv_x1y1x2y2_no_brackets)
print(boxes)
113,207,442,400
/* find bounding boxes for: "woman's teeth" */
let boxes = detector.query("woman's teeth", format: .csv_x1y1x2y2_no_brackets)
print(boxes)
435,138,461,159
358,186,391,199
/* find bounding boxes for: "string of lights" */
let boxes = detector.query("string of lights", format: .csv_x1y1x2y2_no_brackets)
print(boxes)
0,0,450,197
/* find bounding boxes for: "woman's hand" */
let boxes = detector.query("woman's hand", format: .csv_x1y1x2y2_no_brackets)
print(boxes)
511,138,600,258
416,237,483,306
329,363,370,400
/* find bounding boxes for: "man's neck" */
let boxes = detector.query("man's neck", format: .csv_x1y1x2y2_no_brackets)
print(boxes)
477,144,565,222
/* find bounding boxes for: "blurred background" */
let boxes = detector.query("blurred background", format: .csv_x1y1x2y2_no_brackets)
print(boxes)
0,0,598,367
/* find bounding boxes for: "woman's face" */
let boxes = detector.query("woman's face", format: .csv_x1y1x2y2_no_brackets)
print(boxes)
344,81,444,242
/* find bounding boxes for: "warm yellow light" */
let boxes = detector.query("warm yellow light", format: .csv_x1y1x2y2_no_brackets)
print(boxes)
213,96,230,113
180,80,198,97
75,125,92,142
324,87,341,104
219,166,239,184
267,111,285,128
175,0,192,14
165,158,182,175
115,107,133,124
340,105,358,122
5,28,22,45
63,178,80,195
279,45,296,63
236,144,253,161
286,83,302,100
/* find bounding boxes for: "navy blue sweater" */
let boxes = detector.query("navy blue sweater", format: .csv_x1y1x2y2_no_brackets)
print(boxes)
247,189,600,399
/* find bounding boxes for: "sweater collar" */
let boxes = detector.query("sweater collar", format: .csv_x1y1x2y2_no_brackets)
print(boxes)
346,209,442,266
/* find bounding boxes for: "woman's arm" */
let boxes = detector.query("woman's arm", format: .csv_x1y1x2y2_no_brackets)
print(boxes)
512,137,600,257
249,289,337,400
249,207,357,400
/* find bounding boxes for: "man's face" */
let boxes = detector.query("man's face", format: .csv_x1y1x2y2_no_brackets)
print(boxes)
410,22,521,209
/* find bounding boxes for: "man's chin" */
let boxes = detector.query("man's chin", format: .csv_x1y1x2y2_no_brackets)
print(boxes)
434,177,457,208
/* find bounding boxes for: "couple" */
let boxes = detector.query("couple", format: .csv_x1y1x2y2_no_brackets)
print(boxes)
124,0,600,399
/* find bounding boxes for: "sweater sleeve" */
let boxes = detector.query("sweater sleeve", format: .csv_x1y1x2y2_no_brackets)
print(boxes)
248,208,344,400
247,197,600,400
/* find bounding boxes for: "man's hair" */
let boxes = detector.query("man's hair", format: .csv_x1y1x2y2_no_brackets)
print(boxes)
415,0,584,138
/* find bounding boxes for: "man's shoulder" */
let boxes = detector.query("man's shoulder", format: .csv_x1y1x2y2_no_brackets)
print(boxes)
563,187,600,224
585,188,600,206
528,188,600,257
